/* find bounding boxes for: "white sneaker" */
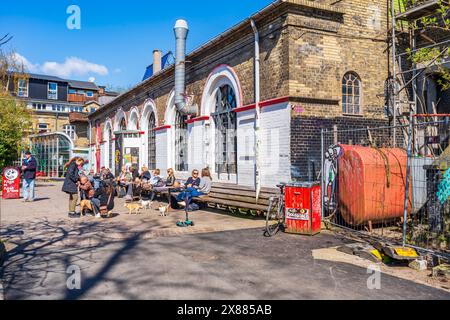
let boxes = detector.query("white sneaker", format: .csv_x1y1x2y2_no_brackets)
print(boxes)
95,213,101,219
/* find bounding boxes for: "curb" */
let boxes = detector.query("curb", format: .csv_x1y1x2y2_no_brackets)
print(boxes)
0,241,5,300
0,241,5,265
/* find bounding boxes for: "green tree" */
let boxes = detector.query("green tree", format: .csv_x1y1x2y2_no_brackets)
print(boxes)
0,91,32,169
0,48,32,169
404,0,450,90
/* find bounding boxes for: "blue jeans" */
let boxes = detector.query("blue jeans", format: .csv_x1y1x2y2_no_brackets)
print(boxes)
23,179,35,201
176,187,204,206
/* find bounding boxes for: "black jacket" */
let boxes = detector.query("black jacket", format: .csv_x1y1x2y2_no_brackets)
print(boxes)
94,187,115,211
62,162,80,194
22,157,37,180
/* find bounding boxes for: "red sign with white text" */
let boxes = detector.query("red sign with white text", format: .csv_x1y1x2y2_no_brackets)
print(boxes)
2,167,21,199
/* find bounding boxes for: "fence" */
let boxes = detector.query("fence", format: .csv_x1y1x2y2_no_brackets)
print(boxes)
321,117,450,256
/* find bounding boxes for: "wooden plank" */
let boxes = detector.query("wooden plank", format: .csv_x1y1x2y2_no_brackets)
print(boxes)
194,196,268,212
212,183,277,194
210,188,275,199
207,192,270,206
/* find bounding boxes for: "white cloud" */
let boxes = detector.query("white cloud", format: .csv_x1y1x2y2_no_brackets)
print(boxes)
12,53,39,73
13,54,109,79
41,57,108,78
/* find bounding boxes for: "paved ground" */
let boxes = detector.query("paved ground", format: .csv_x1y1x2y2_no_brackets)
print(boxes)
0,182,449,300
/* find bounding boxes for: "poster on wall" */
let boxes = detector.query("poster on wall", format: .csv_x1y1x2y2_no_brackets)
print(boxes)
115,134,123,176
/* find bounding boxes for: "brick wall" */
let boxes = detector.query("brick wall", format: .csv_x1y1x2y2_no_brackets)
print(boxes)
88,0,391,185
290,115,391,182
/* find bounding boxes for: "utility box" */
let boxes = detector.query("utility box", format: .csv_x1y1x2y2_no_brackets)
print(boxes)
284,182,322,236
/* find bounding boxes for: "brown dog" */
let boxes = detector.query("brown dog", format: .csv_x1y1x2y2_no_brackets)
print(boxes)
124,203,143,215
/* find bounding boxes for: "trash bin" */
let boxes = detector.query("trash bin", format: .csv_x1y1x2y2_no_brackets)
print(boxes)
284,182,322,236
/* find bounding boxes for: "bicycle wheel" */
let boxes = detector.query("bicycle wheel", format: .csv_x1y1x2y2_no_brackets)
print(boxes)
265,197,281,237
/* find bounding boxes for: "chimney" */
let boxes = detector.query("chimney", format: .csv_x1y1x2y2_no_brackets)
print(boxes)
153,50,162,74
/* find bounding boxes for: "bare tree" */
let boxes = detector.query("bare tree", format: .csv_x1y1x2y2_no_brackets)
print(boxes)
0,33,13,48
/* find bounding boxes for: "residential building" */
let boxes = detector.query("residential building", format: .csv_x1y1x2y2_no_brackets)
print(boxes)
8,72,118,176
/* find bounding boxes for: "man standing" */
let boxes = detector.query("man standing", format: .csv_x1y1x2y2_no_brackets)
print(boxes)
22,151,37,202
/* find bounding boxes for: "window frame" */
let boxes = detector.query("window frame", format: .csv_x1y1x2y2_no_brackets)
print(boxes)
17,78,29,97
211,84,238,177
63,124,76,140
48,82,58,100
38,123,49,133
342,72,362,116
86,91,94,97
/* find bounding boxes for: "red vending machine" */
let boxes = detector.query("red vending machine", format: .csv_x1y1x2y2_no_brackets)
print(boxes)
284,182,322,236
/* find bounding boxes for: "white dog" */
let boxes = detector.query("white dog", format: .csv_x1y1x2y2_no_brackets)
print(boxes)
140,200,152,210
159,205,169,217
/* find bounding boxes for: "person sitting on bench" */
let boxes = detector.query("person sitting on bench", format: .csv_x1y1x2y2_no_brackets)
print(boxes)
91,182,116,218
117,167,131,198
148,168,177,201
177,168,211,208
140,166,152,182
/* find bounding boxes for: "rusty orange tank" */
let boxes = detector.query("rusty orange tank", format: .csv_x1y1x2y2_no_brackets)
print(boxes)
338,145,411,226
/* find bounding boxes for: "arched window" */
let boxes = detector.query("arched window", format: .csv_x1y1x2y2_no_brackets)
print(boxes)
342,72,361,115
148,113,156,170
212,84,237,177
175,111,188,172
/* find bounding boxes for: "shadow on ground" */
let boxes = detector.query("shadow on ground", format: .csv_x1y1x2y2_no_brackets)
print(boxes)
1,219,450,300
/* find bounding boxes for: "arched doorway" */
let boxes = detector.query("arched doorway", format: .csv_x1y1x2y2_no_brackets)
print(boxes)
103,122,114,171
201,65,242,183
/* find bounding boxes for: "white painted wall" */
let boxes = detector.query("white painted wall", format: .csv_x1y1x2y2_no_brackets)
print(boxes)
156,130,168,173
188,122,206,173
236,110,256,187
259,102,291,187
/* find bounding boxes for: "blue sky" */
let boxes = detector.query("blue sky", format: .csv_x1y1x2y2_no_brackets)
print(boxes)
1,0,273,90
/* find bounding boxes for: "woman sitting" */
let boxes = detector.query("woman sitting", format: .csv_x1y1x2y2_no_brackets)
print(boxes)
176,168,210,207
148,168,177,202
117,167,132,198
140,166,152,182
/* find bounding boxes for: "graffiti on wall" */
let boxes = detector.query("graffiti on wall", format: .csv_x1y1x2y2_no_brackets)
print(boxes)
437,168,450,204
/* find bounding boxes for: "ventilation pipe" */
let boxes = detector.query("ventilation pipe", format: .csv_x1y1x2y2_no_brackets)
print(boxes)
251,19,261,202
174,19,198,115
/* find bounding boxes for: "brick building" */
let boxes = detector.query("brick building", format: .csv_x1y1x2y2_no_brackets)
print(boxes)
89,0,389,187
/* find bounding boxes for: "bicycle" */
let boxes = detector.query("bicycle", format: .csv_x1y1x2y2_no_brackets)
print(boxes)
265,183,286,237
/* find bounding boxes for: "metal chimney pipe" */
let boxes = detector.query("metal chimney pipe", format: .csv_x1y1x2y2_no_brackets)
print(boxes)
174,19,197,115
153,49,162,74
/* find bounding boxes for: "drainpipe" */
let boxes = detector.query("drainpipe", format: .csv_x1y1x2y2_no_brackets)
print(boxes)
88,119,92,169
174,19,198,116
251,19,261,202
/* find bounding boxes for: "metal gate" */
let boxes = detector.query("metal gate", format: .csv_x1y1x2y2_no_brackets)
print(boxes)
321,118,450,256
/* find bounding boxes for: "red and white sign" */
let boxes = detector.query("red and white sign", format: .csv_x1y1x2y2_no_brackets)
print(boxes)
2,167,21,199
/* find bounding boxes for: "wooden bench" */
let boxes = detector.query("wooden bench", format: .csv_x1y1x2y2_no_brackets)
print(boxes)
165,183,278,215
